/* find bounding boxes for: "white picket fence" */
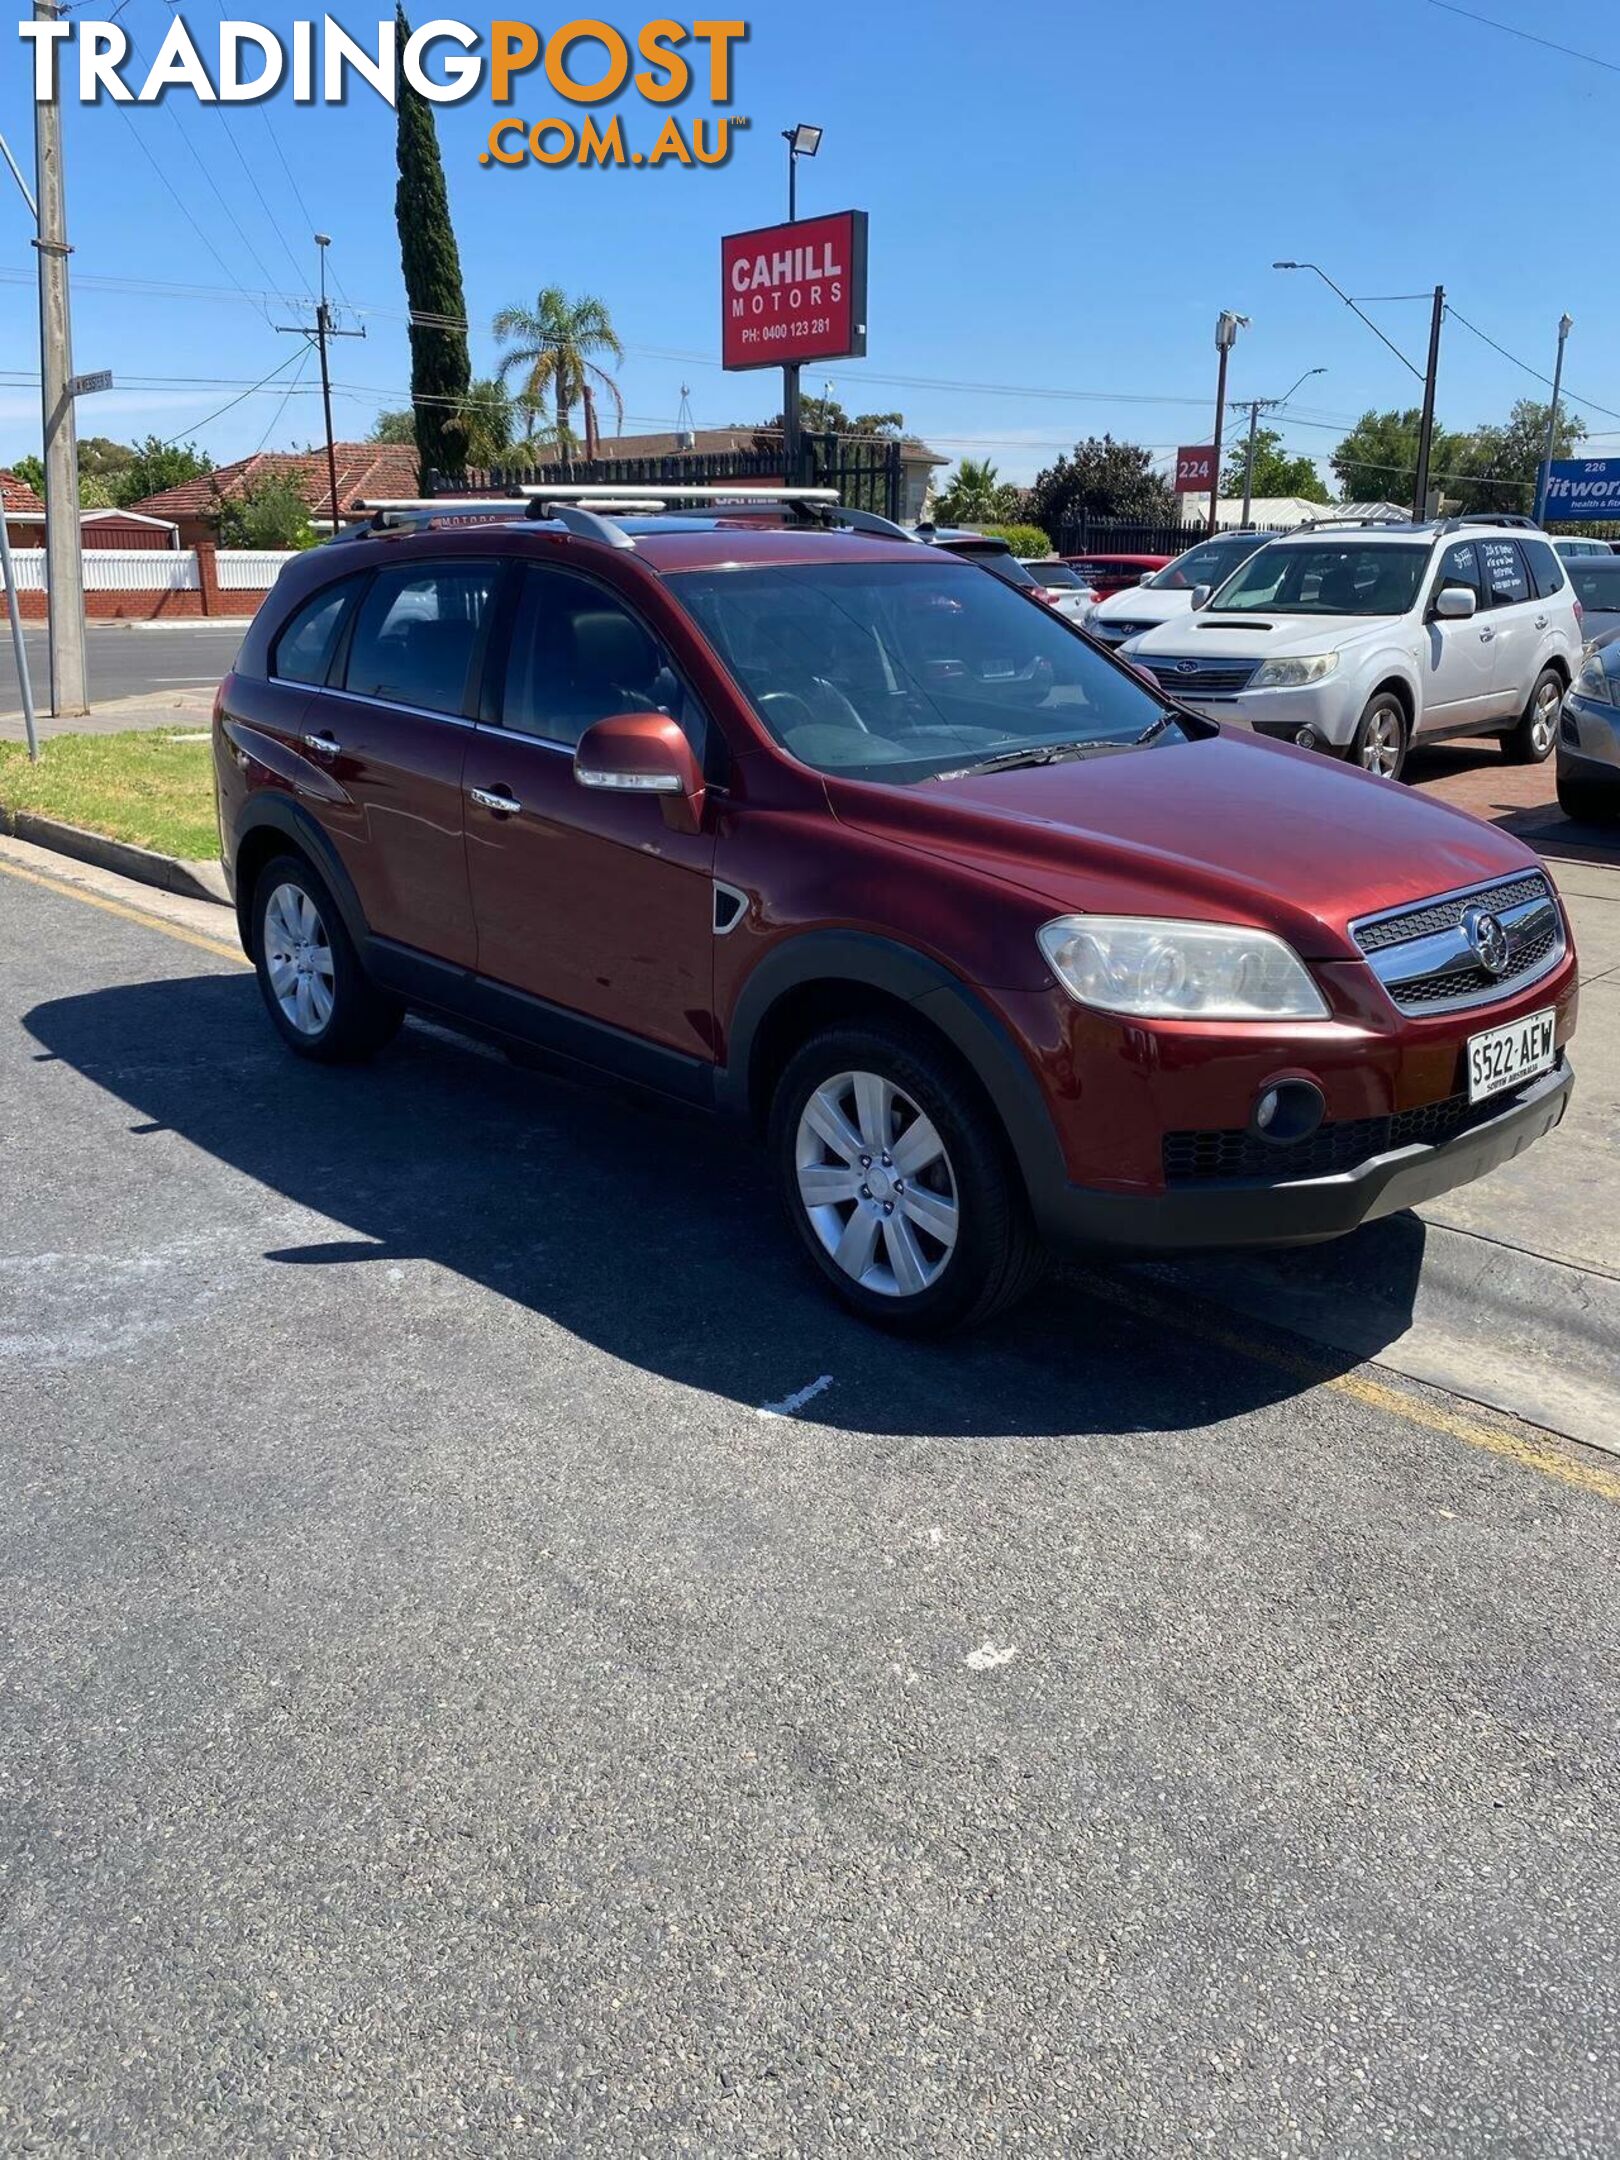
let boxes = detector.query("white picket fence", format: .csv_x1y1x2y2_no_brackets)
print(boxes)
4,547,295,594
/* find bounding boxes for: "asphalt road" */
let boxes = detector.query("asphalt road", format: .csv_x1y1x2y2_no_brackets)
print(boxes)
3,859,1618,2155
0,621,244,731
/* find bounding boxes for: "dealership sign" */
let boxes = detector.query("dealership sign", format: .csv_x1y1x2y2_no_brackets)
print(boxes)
721,211,868,371
1174,445,1217,493
1540,459,1620,519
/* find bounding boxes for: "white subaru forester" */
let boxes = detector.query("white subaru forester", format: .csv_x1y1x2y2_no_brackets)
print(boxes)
1122,516,1583,782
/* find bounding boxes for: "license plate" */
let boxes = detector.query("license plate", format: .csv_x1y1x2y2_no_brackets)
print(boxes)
1466,1008,1556,1105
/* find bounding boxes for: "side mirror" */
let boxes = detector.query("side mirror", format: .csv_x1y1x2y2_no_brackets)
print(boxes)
1433,585,1477,620
1138,570,1155,586
1191,584,1212,609
574,712,706,834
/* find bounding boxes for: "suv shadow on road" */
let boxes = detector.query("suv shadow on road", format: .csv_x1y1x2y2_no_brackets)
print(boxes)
25,973,1428,1440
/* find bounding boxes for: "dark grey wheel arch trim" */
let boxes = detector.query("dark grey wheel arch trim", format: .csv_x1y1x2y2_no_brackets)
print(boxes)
717,930,1069,1215
229,797,369,961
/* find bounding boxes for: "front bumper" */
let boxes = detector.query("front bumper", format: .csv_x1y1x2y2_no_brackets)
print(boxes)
1033,1056,1572,1256
1177,678,1363,748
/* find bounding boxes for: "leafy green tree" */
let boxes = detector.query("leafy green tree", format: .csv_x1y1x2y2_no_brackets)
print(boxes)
78,436,135,482
394,2,471,482
1329,407,1467,508
214,473,317,550
1221,425,1330,503
494,287,624,457
447,378,520,468
984,522,1052,557
8,453,45,496
935,457,1001,522
1444,398,1586,509
112,437,214,508
370,409,417,445
1030,436,1175,533
78,475,117,509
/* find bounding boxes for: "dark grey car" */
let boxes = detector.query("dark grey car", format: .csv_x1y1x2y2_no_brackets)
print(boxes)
1558,627,1620,825
1566,556,1620,642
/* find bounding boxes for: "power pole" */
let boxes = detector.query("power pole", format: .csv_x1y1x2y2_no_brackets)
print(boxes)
33,0,87,718
1534,314,1573,526
1239,401,1261,527
276,236,364,534
1209,311,1248,539
1411,284,1445,523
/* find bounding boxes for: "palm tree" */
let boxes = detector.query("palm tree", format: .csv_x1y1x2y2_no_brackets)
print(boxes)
492,287,625,460
445,377,518,469
937,457,1000,523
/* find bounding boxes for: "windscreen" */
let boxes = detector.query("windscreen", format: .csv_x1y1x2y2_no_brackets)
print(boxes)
1147,534,1265,590
670,559,1187,784
1206,541,1430,616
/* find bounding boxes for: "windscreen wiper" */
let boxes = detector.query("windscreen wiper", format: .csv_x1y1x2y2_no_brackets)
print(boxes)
931,740,1103,780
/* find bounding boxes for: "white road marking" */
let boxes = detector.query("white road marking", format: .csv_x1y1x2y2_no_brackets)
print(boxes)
965,1641,1019,1671
757,1373,834,1419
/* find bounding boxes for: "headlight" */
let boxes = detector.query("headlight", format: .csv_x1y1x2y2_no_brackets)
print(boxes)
1250,652,1340,689
1574,654,1616,706
1037,915,1329,1020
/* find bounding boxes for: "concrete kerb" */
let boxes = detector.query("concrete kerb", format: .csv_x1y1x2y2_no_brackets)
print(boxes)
0,806,229,906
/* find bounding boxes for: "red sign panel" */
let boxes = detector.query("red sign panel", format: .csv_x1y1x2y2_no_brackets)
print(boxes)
1175,445,1217,493
721,210,869,371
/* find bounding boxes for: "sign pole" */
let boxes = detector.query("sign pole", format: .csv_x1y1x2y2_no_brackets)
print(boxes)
34,0,88,718
1411,285,1444,522
783,134,801,490
0,501,39,762
1534,315,1572,527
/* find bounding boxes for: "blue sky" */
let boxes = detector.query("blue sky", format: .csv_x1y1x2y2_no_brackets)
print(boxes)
2,0,1617,491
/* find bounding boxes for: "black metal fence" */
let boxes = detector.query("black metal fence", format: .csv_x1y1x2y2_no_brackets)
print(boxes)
1055,516,1265,557
427,434,905,522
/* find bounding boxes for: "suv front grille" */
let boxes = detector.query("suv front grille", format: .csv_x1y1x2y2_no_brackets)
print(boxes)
1138,657,1259,697
1162,1067,1558,1185
1350,873,1564,1015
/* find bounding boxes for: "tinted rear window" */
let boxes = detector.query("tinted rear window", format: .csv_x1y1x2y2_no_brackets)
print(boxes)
1569,559,1620,609
271,579,360,686
1025,562,1086,587
1521,538,1567,600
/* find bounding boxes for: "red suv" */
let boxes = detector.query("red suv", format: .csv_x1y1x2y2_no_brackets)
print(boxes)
214,491,1577,1333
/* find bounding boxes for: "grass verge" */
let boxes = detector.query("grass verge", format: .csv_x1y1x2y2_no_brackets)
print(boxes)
0,729,219,860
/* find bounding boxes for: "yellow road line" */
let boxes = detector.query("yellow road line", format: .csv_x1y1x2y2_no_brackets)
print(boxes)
0,852,247,965
8,846,1616,1502
1076,1269,1620,1504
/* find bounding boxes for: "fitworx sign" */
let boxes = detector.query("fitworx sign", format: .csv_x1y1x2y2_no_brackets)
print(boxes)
1541,459,1620,519
721,212,869,371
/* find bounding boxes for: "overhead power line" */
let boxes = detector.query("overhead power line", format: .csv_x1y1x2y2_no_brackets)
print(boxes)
1444,305,1620,425
1421,0,1620,76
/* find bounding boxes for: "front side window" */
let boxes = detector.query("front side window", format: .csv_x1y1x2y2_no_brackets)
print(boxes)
1206,542,1429,617
343,562,498,715
1478,539,1530,609
501,566,703,756
669,558,1187,785
1434,541,1483,607
271,579,360,685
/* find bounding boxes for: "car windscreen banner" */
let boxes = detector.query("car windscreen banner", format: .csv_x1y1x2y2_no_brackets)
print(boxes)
1540,459,1620,520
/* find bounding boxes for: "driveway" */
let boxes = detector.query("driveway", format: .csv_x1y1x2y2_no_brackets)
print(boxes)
2,851,1617,2153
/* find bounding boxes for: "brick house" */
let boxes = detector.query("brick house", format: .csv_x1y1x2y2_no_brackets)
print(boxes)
129,443,423,547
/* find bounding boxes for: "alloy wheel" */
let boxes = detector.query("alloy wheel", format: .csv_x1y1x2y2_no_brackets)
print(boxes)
1359,710,1402,777
794,1069,960,1298
263,880,335,1036
1530,679,1560,757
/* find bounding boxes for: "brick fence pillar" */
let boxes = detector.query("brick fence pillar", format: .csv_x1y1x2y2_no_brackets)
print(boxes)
195,538,219,617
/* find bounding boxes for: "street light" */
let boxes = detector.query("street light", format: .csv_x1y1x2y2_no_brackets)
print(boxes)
782,123,821,222
1235,365,1326,527
778,124,822,488
1274,260,1443,519
1534,313,1574,525
1208,311,1249,537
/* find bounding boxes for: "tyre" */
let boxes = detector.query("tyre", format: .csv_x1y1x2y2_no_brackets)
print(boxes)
250,852,401,1063
1504,668,1563,764
1348,693,1408,781
769,1020,1045,1334
1557,770,1620,825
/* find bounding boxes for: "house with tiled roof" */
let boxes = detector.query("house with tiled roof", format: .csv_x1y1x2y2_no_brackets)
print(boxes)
524,429,948,524
2,468,47,547
129,444,423,547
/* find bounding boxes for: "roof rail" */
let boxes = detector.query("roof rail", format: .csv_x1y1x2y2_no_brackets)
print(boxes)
349,485,901,555
349,495,635,549
1440,511,1542,533
1292,514,1413,533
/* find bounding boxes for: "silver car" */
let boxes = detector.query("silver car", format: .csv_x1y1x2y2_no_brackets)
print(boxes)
1558,627,1620,825
1565,555,1620,642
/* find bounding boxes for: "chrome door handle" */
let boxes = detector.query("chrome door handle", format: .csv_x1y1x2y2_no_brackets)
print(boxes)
301,730,340,757
469,786,522,815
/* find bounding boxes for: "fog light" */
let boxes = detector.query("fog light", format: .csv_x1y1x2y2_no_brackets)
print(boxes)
1294,726,1318,750
1249,1078,1326,1145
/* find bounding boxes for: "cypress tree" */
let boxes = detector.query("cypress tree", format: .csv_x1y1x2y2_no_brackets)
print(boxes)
393,4,471,484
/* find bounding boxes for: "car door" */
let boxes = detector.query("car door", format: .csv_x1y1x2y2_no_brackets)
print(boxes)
462,562,718,1073
310,556,500,969
1419,539,1495,731
1475,537,1538,719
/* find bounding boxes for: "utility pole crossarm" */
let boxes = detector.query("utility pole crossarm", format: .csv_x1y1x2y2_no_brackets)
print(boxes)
275,247,366,532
